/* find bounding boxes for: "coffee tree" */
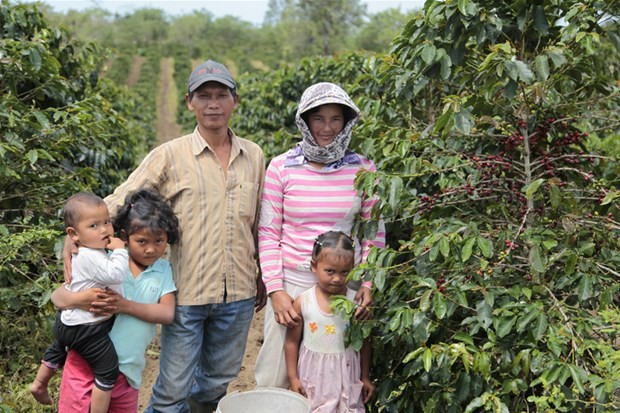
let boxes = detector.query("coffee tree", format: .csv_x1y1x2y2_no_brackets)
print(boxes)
0,2,154,406
346,0,619,411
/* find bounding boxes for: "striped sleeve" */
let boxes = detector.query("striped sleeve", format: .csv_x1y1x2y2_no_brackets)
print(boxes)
258,156,286,294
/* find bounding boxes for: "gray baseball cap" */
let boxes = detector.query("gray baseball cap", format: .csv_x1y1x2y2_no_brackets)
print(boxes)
188,60,235,93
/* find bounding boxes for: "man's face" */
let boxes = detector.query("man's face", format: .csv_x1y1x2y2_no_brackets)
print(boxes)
187,82,238,133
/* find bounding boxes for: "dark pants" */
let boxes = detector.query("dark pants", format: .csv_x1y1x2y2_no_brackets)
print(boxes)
43,314,118,391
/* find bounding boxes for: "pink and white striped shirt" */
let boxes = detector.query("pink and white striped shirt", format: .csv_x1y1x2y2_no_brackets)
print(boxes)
258,149,386,294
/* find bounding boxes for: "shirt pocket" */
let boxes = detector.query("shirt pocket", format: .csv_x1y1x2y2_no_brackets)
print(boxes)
238,181,259,219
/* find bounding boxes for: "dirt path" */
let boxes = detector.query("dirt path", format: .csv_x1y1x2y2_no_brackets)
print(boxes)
136,56,264,411
127,56,145,88
155,57,182,145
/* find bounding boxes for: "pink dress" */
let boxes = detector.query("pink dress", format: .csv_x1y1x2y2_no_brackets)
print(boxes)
298,286,365,413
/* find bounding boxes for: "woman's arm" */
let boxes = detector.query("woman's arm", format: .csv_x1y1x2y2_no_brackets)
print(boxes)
284,298,306,396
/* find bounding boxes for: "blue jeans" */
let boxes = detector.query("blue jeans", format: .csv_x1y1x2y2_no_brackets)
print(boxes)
144,298,255,413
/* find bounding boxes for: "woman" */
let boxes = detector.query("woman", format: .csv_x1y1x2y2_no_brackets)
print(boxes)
254,82,386,389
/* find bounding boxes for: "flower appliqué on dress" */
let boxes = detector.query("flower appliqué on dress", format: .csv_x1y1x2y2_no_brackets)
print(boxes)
325,324,336,335
309,322,318,333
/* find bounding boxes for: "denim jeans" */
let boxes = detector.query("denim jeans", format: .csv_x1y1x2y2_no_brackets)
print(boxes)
144,297,255,413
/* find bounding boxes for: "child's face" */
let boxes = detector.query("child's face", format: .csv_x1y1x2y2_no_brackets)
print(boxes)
311,248,354,295
127,227,169,269
68,204,114,249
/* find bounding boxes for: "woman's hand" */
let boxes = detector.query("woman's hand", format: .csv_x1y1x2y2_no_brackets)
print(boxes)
270,290,301,328
354,286,373,320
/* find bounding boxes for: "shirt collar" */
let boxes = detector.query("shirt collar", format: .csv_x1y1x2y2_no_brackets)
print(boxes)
190,127,244,158
284,144,361,169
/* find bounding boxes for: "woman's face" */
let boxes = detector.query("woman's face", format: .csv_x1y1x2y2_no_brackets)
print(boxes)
306,104,345,147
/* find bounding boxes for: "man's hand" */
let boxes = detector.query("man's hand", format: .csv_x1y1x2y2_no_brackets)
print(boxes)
270,290,301,328
255,275,267,312
62,235,78,284
354,286,373,320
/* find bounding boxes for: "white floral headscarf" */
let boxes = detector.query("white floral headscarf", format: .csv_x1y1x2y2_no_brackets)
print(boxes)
296,82,360,164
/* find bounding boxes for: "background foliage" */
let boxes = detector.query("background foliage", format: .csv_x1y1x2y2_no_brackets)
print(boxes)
1,0,618,412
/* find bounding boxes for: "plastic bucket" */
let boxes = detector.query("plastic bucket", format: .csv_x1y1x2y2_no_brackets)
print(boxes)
216,387,311,413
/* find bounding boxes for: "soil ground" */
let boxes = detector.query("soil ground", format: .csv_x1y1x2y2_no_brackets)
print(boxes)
136,56,265,411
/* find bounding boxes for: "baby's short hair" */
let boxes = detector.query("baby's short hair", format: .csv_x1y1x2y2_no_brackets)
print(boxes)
63,192,106,228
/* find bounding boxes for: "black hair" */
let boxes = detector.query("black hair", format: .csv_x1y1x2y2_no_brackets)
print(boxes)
113,189,179,244
63,192,106,228
188,85,237,101
312,230,355,263
300,104,357,127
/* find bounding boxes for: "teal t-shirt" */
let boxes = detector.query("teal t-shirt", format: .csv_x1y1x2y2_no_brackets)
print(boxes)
109,258,176,388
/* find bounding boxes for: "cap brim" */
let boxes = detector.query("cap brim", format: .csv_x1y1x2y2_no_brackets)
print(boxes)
189,76,235,92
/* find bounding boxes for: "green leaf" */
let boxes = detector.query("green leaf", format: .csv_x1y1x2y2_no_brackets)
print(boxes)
549,183,562,208
496,315,516,338
524,178,545,200
374,268,386,292
454,109,472,135
457,0,478,16
578,274,592,301
568,364,586,394
477,236,493,258
439,236,450,258
33,111,50,129
429,242,440,262
433,292,447,319
533,313,548,340
517,307,539,333
542,240,558,250
547,47,568,68
419,289,432,312
564,254,577,275
534,55,550,81
403,347,425,364
601,190,620,205
388,176,403,209
421,43,436,64
454,332,474,346
423,348,433,372
532,5,549,34
529,244,546,273
27,149,38,165
462,237,476,262
29,47,42,71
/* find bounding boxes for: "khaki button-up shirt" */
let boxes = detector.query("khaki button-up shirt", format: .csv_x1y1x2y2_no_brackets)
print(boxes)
105,128,265,305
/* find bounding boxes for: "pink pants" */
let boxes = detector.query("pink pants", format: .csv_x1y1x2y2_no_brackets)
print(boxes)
58,350,139,413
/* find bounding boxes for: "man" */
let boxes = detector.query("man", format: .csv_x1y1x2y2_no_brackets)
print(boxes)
104,60,266,412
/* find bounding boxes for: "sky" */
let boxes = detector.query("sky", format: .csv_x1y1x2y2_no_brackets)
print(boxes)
39,0,426,25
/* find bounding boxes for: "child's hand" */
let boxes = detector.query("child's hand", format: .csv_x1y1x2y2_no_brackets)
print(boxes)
106,236,125,250
289,378,307,398
361,377,375,403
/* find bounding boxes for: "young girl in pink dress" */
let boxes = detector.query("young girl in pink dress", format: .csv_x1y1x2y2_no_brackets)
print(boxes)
284,231,375,412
